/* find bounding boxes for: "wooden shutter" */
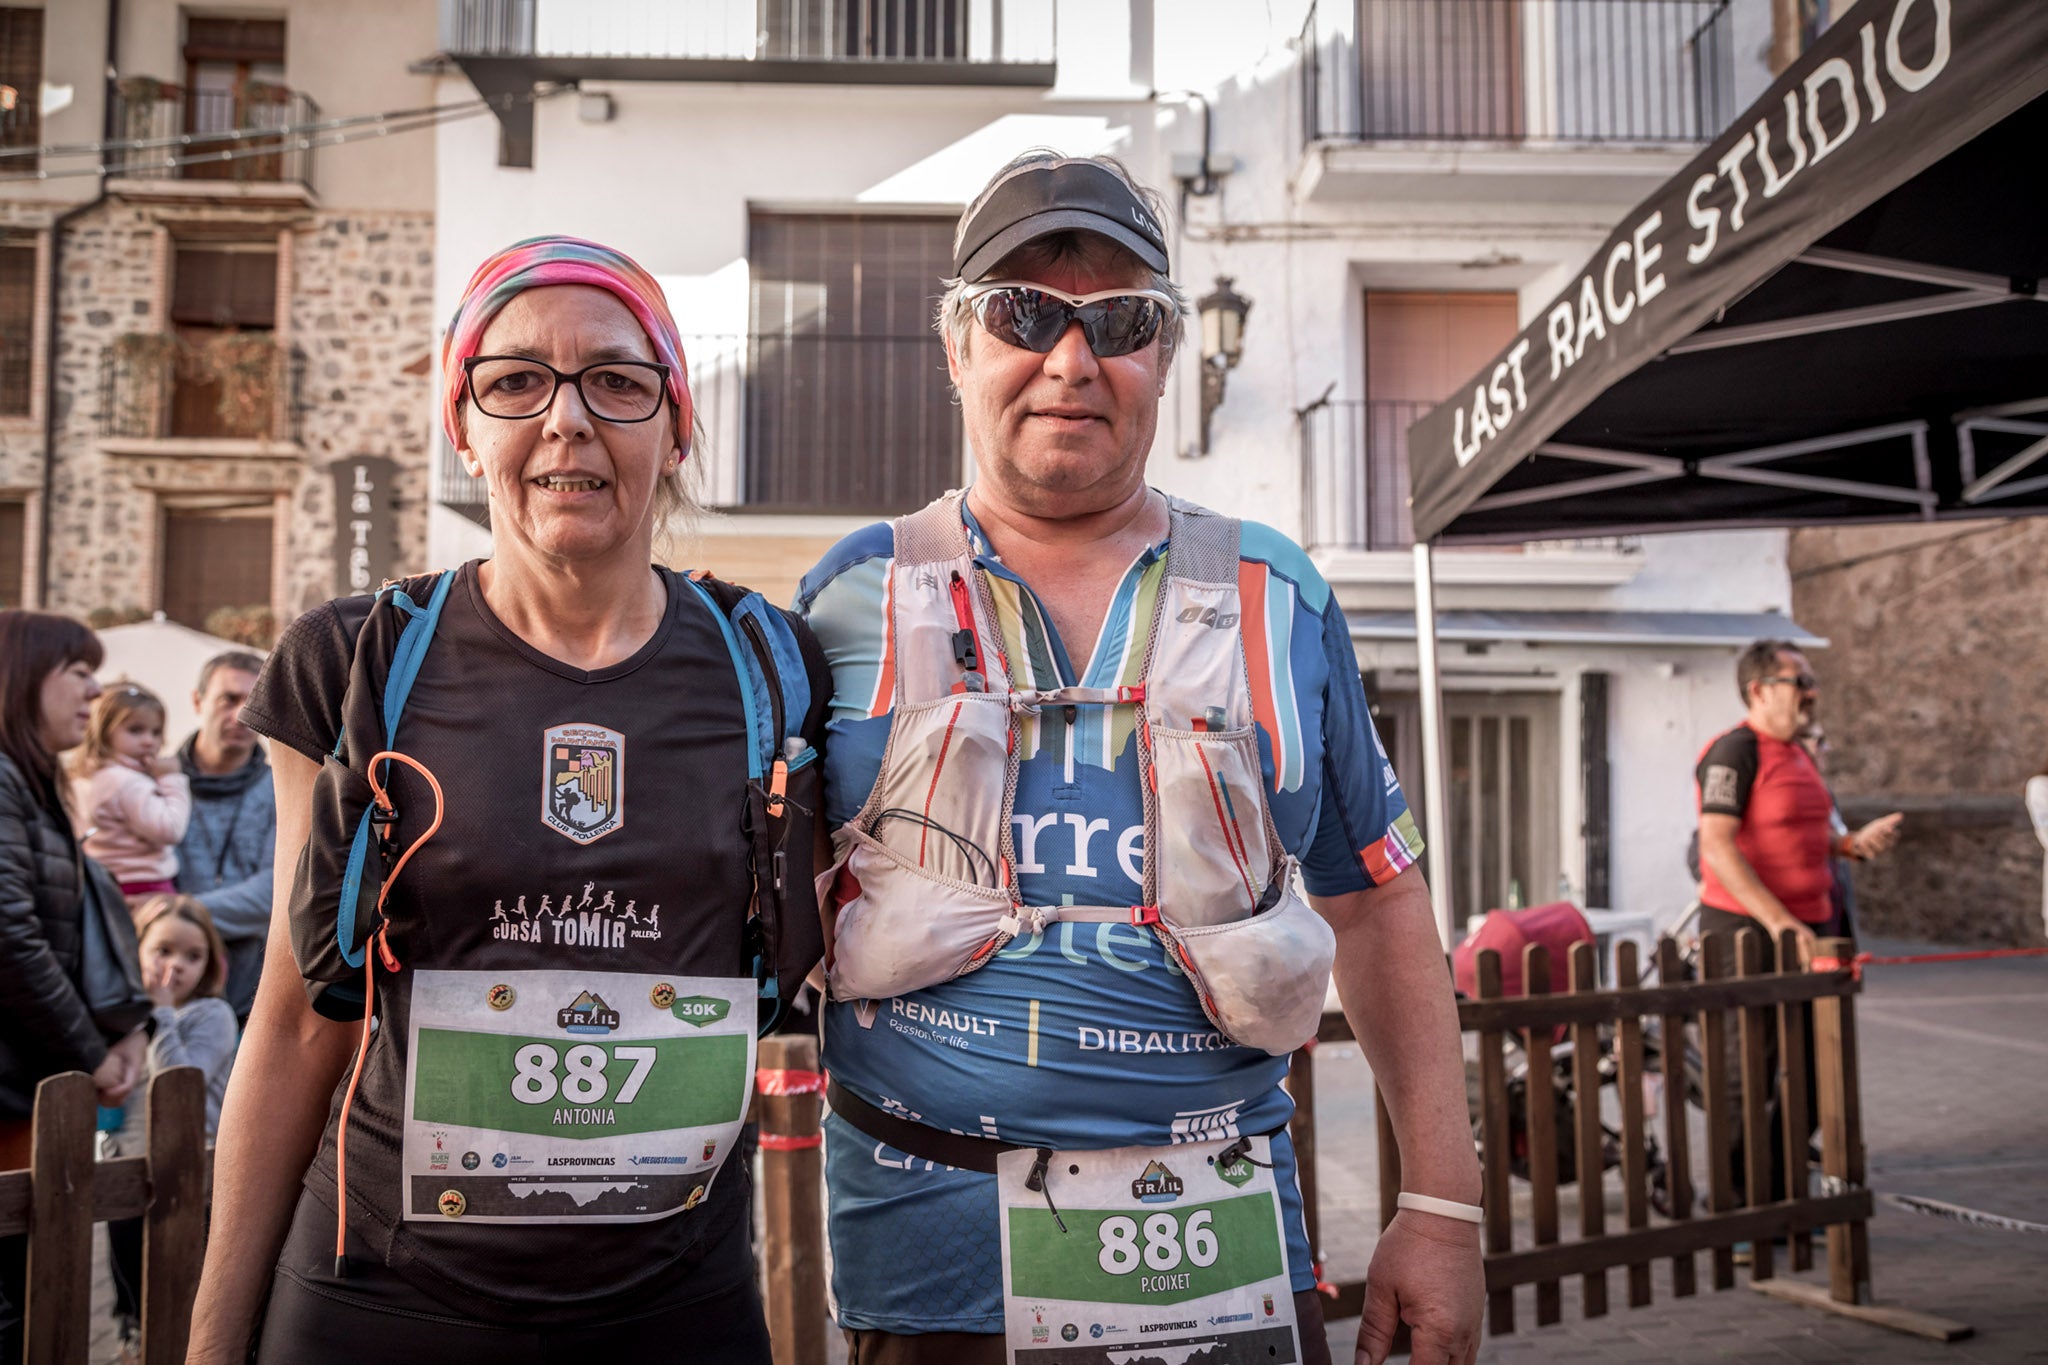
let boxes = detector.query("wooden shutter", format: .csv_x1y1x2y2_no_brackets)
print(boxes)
0,8,42,161
171,247,278,328
745,212,960,514
1362,291,1519,547
0,238,32,416
183,16,285,62
1581,671,1612,907
0,500,23,608
160,506,273,630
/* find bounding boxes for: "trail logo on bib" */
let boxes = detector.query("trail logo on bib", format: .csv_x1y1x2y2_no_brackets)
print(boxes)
557,991,621,1034
1131,1160,1184,1203
544,724,624,844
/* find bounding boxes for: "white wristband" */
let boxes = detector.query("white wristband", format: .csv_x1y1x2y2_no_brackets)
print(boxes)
1396,1192,1484,1224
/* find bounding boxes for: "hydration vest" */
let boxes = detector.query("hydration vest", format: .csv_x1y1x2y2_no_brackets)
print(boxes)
823,493,1335,1056
289,568,824,1031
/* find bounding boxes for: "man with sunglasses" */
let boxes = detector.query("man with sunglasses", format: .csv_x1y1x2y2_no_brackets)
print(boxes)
1697,640,1900,947
798,154,1481,1365
1695,640,1901,1208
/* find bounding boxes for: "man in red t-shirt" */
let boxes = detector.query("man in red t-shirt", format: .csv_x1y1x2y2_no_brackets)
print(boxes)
1697,641,1900,944
1693,639,1900,1206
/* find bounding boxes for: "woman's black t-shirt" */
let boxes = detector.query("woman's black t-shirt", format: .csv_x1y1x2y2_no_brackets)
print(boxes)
243,560,827,1320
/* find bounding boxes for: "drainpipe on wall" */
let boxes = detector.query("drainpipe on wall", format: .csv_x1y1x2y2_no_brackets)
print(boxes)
37,0,118,607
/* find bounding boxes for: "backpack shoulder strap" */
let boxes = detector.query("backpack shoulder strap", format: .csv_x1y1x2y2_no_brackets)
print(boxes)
333,568,455,969
681,571,812,773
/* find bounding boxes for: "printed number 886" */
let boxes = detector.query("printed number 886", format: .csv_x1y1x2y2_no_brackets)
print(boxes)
1097,1210,1219,1274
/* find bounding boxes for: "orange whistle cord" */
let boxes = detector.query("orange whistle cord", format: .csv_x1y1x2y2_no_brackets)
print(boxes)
333,750,447,1275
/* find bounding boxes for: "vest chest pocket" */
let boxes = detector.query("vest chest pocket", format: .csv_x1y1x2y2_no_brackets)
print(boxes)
1148,725,1278,927
862,691,1013,890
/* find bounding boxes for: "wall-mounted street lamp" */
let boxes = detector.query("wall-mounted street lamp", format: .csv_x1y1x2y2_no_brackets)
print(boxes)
1196,275,1252,454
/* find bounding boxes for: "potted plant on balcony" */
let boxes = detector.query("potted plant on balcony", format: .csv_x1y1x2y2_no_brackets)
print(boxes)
114,77,179,170
108,332,179,438
199,331,280,438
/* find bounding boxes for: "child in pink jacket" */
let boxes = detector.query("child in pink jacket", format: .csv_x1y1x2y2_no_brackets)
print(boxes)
71,682,190,898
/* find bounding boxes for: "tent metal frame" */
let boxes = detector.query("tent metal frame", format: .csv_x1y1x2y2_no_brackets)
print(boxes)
1410,254,2039,939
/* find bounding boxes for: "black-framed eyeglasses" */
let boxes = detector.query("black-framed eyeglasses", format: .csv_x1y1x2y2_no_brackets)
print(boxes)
1759,673,1818,691
462,356,671,423
964,281,1175,358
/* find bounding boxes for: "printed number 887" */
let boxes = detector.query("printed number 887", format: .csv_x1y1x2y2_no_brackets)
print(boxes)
1097,1210,1218,1274
511,1043,656,1105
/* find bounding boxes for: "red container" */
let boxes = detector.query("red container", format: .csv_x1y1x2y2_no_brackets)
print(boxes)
1452,901,1595,1000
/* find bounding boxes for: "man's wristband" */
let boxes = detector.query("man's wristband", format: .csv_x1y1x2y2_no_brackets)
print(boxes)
1834,833,1862,860
1396,1192,1484,1224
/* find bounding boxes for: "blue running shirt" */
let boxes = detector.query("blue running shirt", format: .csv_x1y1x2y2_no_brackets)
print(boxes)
796,503,1422,1332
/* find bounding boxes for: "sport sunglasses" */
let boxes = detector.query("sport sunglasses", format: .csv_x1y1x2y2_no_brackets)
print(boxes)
964,281,1176,358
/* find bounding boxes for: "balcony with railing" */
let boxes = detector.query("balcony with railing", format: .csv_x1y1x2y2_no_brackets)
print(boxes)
441,0,1055,80
1297,0,1735,202
97,333,303,445
107,79,317,193
0,337,30,419
436,331,962,524
1299,396,1643,584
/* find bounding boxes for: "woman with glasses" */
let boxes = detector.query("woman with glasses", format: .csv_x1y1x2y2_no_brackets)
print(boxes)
188,237,828,1363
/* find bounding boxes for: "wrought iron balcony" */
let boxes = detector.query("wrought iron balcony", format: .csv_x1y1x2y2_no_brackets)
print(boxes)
98,333,303,443
1300,398,1429,552
441,0,1055,79
107,79,318,190
1301,0,1735,146
0,337,30,418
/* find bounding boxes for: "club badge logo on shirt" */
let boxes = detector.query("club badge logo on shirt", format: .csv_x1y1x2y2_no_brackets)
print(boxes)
543,723,624,844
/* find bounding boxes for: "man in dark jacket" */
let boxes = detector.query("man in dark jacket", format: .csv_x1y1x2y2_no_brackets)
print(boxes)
175,651,275,1021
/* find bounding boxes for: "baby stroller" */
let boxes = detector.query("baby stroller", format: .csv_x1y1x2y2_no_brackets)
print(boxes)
1453,902,1696,1208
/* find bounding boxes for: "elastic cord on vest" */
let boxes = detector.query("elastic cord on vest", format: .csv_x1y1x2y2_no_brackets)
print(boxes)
334,750,445,1277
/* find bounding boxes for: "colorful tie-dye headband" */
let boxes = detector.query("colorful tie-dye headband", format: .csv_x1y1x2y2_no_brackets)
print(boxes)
440,235,692,454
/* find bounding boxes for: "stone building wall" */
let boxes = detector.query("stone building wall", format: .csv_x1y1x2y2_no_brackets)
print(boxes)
284,211,436,617
25,196,433,629
1789,521,2048,945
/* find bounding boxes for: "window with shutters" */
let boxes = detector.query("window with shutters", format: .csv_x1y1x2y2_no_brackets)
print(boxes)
744,211,961,514
0,8,41,171
168,242,280,439
1368,686,1560,916
0,236,33,417
160,503,273,630
0,500,24,608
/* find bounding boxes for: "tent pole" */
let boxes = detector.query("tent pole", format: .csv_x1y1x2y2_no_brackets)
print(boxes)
1412,540,1455,946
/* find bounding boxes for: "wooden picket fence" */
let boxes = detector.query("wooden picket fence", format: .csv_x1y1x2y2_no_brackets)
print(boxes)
0,1038,831,1365
1,936,1889,1362
1290,930,1881,1337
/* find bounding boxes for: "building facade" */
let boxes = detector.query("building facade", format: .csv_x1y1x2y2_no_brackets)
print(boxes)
0,0,437,639
422,0,1803,941
1790,521,2048,946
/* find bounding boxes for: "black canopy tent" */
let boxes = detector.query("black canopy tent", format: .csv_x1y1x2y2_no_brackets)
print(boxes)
1394,0,2048,936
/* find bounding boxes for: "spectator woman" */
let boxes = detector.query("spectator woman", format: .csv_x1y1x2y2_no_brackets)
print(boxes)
0,610,148,1357
188,237,827,1364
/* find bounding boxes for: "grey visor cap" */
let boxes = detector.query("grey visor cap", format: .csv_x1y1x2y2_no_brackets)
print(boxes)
953,162,1171,281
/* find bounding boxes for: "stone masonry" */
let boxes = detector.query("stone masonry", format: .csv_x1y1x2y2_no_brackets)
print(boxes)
1789,521,2048,945
9,192,432,630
